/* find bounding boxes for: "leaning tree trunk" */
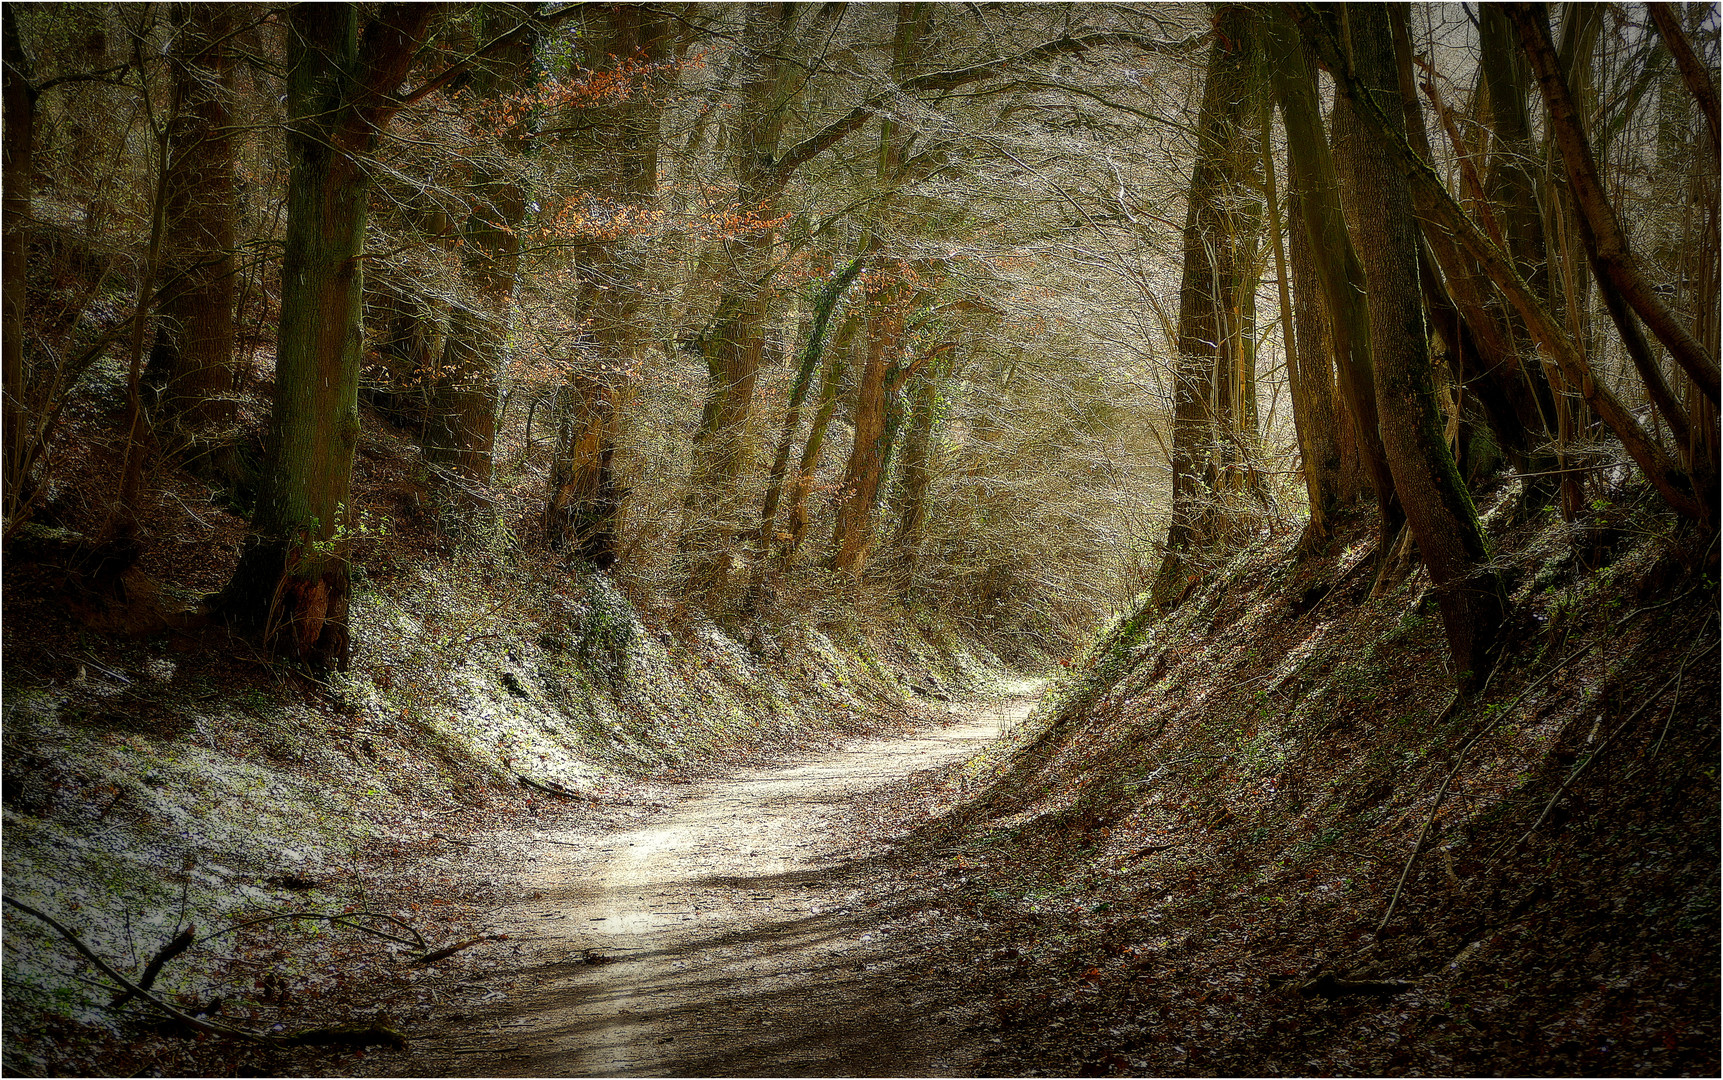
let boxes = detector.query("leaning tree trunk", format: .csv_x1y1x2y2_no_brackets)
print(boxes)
746,256,863,611
780,311,859,567
1294,5,1704,524
1388,8,1557,479
218,3,435,668
147,2,241,481
1344,4,1503,690
1507,2,1720,406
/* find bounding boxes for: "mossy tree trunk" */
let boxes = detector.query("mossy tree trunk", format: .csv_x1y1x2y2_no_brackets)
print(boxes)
218,3,435,668
780,310,859,569
830,287,909,576
746,257,864,610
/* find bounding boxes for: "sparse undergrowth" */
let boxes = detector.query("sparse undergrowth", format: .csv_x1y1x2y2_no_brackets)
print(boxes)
846,478,1719,1077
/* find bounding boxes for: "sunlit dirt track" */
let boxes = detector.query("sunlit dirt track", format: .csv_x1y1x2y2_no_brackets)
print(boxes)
386,682,1040,1077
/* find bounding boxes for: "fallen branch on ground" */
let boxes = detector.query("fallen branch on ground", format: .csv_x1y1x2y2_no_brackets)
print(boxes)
518,774,584,799
200,910,428,952
112,923,194,1008
2,896,275,1044
413,936,492,965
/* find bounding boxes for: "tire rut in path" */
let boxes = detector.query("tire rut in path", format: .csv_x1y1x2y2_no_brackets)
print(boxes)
405,683,1041,1077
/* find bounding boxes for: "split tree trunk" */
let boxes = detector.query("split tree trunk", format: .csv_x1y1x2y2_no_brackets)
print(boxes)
780,312,859,567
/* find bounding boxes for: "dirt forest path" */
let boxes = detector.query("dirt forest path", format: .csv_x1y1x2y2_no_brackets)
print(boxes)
391,680,1043,1078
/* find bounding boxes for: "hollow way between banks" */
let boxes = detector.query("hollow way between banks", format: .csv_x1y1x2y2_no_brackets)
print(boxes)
383,680,1043,1078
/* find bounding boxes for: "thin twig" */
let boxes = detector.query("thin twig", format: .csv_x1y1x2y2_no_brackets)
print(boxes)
199,910,427,952
1377,646,1590,934
1650,613,1714,761
2,897,276,1044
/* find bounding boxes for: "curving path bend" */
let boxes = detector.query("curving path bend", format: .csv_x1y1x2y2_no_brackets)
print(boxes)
399,680,1041,1077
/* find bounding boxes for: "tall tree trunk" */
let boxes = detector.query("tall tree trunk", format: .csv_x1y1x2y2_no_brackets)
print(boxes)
2,6,37,525
1344,4,1504,689
1295,5,1705,524
218,3,435,668
1287,184,1359,507
425,5,537,511
147,2,240,481
830,286,909,575
827,3,935,582
781,310,860,566
1270,10,1401,556
1262,91,1335,543
887,368,939,584
1389,8,1554,477
678,3,796,591
747,256,863,610
1152,6,1263,608
546,3,668,565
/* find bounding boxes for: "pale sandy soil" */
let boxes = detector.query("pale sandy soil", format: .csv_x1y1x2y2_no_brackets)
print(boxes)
375,681,1042,1078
